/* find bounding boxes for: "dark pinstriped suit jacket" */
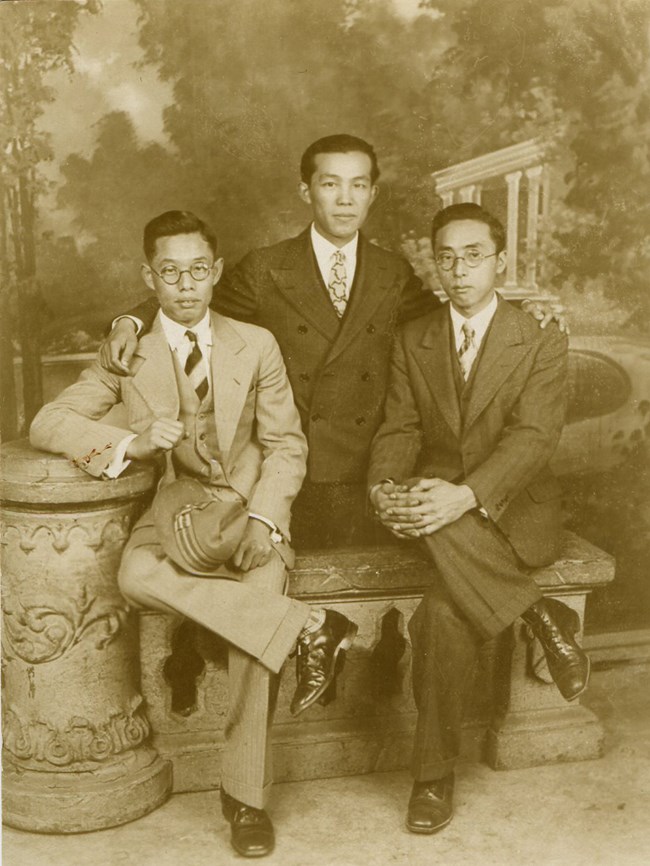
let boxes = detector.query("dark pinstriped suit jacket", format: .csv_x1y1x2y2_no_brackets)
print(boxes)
368,296,569,567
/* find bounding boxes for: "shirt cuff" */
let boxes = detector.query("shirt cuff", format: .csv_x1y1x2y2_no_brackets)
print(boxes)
248,512,283,543
111,315,143,335
102,434,137,479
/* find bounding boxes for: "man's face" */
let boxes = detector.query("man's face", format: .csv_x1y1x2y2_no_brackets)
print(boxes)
142,232,223,327
434,219,506,317
299,151,378,246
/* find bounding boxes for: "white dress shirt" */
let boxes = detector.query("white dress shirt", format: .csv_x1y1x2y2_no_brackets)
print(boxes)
449,293,498,355
310,223,359,294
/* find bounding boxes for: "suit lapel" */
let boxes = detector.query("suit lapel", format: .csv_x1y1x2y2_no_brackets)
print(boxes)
210,312,252,457
412,308,462,440
129,316,179,418
269,229,340,342
325,234,395,366
463,298,531,432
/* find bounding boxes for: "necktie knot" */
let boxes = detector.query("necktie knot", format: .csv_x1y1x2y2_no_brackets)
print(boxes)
185,329,198,344
461,322,476,344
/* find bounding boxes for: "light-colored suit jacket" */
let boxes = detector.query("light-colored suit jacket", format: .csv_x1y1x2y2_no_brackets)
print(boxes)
127,228,440,483
368,297,569,566
30,312,308,536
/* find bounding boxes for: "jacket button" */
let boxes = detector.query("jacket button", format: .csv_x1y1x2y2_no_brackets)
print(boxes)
355,416,366,426
199,433,206,441
299,372,310,382
298,324,308,334
361,371,370,381
366,324,376,333
311,413,322,422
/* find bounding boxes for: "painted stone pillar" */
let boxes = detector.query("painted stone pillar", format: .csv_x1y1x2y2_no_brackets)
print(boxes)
1,441,172,833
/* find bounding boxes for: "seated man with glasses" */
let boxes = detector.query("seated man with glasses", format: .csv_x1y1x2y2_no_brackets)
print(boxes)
368,203,589,837
30,210,357,859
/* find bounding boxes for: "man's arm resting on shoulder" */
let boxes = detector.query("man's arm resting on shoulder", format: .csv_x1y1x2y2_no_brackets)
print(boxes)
397,267,443,324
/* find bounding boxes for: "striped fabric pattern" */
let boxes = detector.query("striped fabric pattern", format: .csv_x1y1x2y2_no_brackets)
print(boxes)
184,329,209,400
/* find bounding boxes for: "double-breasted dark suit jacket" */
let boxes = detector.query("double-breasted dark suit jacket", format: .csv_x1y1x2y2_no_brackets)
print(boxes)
128,228,440,484
368,297,569,567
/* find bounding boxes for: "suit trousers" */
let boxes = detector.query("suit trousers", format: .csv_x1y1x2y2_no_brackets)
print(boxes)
118,517,311,808
409,511,543,781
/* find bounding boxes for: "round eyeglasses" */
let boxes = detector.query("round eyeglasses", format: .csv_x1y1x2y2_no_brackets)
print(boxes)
150,262,213,285
435,251,498,271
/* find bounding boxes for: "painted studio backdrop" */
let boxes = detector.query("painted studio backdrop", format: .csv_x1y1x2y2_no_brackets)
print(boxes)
1,0,649,635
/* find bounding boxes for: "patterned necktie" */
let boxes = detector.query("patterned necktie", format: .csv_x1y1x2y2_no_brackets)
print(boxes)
458,322,478,381
184,330,209,401
327,249,348,317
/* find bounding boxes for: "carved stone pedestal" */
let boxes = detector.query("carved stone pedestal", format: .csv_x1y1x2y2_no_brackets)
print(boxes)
137,534,614,790
1,442,171,833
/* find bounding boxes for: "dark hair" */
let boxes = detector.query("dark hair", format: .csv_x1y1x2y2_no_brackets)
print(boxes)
143,211,218,261
431,203,506,254
300,134,380,184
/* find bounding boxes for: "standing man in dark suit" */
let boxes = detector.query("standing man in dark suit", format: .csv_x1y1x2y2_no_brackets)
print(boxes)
102,135,561,548
368,203,589,836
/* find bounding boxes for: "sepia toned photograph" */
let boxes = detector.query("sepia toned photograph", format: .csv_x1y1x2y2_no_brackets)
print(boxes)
1,1,649,864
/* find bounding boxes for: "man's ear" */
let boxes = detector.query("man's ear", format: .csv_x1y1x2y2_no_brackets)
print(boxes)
369,184,379,205
141,263,155,291
496,249,507,275
298,182,312,206
212,257,224,285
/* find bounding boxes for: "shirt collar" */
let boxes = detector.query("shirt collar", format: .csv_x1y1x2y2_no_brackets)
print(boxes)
159,309,212,350
449,293,499,345
310,223,359,261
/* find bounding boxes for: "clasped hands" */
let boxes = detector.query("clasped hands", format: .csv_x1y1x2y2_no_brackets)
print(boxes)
125,417,273,572
370,477,478,539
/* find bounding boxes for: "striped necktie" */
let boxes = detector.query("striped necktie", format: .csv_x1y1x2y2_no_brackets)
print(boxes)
184,330,209,401
458,322,478,381
327,249,348,317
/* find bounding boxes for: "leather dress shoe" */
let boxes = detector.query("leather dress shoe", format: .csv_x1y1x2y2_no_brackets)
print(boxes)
406,775,454,834
220,788,274,857
521,597,590,701
290,609,358,716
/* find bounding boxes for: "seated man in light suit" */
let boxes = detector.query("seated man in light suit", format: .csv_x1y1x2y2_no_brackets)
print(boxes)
368,203,589,837
30,210,357,859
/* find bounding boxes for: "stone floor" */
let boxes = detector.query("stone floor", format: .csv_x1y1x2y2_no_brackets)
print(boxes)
4,664,650,866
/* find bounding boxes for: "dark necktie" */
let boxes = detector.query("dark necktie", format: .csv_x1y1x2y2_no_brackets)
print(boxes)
184,330,209,401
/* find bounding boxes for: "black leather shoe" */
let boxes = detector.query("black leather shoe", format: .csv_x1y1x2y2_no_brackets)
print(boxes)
406,775,454,834
290,609,358,716
521,597,590,701
220,788,274,857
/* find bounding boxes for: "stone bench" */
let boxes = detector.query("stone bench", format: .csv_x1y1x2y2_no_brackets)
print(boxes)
1,443,615,833
140,535,614,793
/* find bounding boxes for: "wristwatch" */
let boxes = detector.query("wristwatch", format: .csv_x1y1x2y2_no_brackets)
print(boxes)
248,512,284,543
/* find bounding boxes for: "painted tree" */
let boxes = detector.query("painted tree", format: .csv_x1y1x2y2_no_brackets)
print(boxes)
0,0,99,437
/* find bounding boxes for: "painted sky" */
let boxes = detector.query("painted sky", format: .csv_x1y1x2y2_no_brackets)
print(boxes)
36,0,440,233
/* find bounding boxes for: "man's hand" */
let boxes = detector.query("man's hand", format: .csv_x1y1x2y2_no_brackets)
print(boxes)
100,318,139,375
370,480,422,539
231,519,275,572
125,418,185,461
521,299,569,334
373,477,477,537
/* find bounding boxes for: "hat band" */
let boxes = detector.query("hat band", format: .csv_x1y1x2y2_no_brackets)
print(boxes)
174,507,220,572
